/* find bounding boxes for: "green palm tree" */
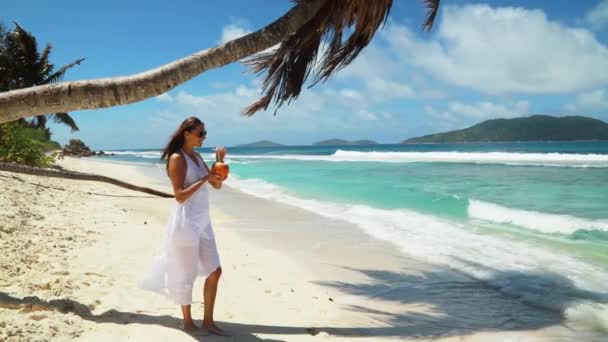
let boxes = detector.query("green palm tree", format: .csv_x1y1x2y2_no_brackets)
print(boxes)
0,22,84,131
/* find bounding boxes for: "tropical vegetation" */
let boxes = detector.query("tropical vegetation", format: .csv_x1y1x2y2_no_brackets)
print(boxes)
0,21,83,166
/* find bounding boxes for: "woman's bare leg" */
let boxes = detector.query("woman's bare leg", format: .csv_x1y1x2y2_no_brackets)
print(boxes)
174,246,198,331
202,267,226,335
181,305,197,330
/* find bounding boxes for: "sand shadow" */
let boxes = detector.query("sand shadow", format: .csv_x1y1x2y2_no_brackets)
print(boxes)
0,292,341,341
314,262,608,339
3,263,606,340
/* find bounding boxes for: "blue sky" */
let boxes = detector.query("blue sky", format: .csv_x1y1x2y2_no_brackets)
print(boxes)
3,0,608,149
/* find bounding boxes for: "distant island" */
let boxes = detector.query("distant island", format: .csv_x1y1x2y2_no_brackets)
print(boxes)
404,115,608,143
313,139,378,146
234,140,285,148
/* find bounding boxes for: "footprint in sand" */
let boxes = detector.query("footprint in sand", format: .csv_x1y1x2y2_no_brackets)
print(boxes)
34,282,51,290
84,272,104,277
29,314,47,321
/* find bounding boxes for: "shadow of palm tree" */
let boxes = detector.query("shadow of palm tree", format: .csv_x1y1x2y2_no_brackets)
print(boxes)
3,262,606,340
314,262,608,339
0,292,403,340
0,292,284,341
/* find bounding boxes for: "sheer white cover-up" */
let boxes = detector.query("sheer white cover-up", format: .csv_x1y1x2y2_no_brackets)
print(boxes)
140,151,221,305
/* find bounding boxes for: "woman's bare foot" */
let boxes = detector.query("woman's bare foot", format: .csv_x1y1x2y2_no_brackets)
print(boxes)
182,320,198,332
202,321,229,336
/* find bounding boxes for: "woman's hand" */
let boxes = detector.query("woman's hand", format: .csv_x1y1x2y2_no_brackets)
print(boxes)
207,173,223,189
215,147,227,162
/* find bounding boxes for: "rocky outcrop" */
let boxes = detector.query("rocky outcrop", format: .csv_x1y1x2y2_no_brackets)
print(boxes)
61,139,95,157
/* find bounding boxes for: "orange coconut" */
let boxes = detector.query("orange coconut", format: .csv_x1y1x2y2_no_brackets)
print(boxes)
211,162,229,180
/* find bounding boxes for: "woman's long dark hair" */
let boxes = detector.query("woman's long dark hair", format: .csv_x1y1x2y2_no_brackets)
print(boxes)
161,116,203,170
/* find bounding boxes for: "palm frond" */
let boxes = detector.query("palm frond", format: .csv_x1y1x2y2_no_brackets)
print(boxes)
10,22,40,78
51,112,79,132
42,57,84,85
243,0,442,116
243,0,394,116
0,22,9,48
422,0,440,32
31,115,47,129
38,43,53,80
0,24,10,91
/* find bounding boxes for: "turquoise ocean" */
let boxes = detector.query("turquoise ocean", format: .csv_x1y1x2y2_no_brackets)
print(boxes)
98,141,608,333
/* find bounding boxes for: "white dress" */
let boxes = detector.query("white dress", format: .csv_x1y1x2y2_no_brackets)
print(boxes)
140,151,221,305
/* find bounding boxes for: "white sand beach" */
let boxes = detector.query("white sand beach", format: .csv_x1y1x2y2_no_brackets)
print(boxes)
0,157,597,341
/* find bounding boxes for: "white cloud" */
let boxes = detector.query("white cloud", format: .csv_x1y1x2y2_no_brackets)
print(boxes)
385,4,608,95
367,79,415,99
585,0,608,30
425,100,530,131
149,83,338,144
175,91,214,107
339,88,364,102
219,24,252,44
357,109,378,121
155,93,173,103
148,80,411,145
448,100,529,120
149,110,181,128
336,44,443,101
338,45,399,81
567,88,608,113
577,88,608,109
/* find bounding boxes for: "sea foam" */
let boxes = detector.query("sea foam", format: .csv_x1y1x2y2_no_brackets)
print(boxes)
227,150,608,167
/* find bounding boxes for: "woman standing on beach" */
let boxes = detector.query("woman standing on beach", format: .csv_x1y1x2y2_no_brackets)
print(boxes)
141,116,227,335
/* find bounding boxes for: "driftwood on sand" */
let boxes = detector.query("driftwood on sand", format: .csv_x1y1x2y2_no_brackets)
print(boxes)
0,162,174,198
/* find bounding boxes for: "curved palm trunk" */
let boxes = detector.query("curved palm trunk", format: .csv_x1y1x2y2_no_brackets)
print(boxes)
0,162,174,198
0,0,327,123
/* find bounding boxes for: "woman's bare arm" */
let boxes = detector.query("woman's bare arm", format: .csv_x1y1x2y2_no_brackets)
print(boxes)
168,153,209,202
195,152,222,190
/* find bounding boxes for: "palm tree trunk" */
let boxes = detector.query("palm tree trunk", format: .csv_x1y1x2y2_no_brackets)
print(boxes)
0,162,174,198
0,0,327,124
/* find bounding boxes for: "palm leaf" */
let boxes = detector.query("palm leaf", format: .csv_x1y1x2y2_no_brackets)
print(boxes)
243,0,441,116
37,43,53,80
42,57,84,85
422,0,441,32
0,23,10,91
51,112,79,132
10,22,41,85
31,115,47,129
0,21,9,49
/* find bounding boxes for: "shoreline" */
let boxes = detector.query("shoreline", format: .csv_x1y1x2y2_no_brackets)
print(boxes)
0,157,601,341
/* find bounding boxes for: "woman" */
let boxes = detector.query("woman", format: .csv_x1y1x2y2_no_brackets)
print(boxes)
141,116,227,335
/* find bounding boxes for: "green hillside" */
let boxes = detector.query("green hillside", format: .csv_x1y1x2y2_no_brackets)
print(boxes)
404,115,608,143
